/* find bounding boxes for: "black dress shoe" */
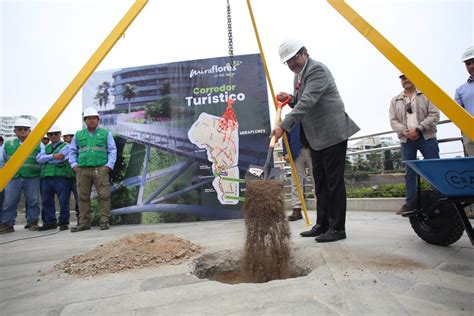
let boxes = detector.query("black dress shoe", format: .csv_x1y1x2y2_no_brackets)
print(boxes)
38,223,57,231
315,229,346,243
300,224,328,237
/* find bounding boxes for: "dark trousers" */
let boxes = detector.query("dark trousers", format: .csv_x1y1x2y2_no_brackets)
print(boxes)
310,140,348,231
41,177,71,225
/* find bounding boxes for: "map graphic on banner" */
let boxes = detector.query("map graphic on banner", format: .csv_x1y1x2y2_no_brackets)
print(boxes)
188,108,239,204
82,53,270,220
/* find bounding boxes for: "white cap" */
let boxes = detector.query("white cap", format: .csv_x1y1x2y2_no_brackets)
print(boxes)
83,107,100,118
14,118,32,128
461,46,474,62
47,126,61,133
278,39,304,63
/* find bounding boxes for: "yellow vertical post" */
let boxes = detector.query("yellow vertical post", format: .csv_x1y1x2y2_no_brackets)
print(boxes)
327,0,473,139
247,0,312,226
0,0,148,191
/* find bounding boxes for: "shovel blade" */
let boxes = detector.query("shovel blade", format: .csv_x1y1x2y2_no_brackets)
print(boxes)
245,164,286,181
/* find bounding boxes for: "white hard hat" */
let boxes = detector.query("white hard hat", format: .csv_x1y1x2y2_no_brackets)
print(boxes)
83,107,100,118
47,126,61,133
62,130,75,136
14,118,32,128
279,39,304,63
461,46,474,62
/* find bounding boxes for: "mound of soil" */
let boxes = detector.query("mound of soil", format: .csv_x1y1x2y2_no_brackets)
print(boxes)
54,232,202,277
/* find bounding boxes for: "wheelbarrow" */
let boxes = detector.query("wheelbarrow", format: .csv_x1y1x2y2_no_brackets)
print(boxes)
401,157,474,246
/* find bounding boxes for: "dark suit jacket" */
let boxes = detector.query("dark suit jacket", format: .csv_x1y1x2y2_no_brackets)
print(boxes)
280,58,360,151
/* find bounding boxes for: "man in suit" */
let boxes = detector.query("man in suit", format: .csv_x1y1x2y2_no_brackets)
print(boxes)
271,39,360,242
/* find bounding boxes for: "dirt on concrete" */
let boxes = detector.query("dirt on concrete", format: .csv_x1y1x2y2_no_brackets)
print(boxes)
54,232,202,277
242,179,292,283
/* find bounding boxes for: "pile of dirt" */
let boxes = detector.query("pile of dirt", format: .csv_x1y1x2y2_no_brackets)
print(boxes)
54,232,202,277
242,179,292,283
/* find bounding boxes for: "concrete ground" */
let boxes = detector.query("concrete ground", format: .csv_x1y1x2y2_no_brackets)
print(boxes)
1,211,473,315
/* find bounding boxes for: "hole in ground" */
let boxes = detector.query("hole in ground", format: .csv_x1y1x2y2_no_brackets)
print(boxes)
191,249,311,284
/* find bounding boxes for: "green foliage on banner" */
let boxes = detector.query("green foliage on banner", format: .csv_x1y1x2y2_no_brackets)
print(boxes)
111,185,140,225
110,135,127,182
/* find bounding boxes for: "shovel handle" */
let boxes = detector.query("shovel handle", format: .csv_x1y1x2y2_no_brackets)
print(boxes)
269,106,283,148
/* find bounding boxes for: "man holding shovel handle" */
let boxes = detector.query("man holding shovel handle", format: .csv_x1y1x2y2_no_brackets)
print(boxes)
271,39,360,242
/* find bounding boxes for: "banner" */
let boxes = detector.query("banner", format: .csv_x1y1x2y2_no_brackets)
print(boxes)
82,54,270,220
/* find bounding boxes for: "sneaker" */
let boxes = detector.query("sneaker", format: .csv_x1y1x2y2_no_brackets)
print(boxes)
71,225,91,233
100,222,109,231
24,224,30,229
0,225,15,234
28,222,39,231
396,203,414,215
59,225,69,231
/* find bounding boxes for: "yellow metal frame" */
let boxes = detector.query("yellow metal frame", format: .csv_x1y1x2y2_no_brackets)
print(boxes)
0,0,148,191
328,0,474,139
247,0,312,226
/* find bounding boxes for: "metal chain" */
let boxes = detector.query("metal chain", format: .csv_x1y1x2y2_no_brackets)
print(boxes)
226,0,234,70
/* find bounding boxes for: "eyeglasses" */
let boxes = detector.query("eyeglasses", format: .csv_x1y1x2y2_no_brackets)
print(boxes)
284,53,300,65
15,127,30,132
47,132,61,136
406,103,413,114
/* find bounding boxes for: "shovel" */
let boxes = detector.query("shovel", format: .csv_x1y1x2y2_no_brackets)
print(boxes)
245,98,289,181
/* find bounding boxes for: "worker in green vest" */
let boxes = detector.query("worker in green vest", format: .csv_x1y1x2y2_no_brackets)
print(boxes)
0,118,41,234
69,107,117,232
36,126,72,231
62,130,80,223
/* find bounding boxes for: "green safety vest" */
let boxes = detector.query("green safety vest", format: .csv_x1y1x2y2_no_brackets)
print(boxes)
4,138,41,178
76,128,109,167
41,142,73,178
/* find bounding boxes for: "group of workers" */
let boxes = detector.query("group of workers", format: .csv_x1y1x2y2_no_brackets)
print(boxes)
275,40,474,242
0,107,116,234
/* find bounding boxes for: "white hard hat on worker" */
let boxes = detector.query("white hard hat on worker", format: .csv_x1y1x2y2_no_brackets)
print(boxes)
279,39,307,74
47,126,61,134
461,46,474,62
278,39,304,63
14,118,32,128
83,107,100,119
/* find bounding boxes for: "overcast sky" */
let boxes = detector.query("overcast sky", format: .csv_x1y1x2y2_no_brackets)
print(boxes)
1,0,472,155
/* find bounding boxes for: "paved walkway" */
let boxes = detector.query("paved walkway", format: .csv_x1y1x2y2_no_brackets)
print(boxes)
1,211,473,315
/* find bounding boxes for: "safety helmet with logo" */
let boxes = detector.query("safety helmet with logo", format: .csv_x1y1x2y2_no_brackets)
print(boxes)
14,118,32,128
279,39,304,63
83,107,100,119
461,46,474,62
47,126,61,134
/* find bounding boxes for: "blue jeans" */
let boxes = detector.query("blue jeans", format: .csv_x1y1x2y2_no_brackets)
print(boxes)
401,137,439,203
41,177,70,225
2,177,40,226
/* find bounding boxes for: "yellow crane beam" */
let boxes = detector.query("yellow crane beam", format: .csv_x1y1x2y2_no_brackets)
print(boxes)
327,0,473,140
0,0,148,191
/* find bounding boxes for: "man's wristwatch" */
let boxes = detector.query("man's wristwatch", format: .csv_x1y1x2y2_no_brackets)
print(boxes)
415,128,422,136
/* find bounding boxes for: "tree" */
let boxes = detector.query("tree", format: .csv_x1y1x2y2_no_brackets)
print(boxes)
122,84,137,114
94,81,112,108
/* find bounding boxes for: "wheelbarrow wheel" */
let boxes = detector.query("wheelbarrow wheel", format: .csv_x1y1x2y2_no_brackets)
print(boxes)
409,190,464,246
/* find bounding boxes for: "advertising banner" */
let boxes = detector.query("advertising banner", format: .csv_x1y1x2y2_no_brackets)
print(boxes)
82,53,270,221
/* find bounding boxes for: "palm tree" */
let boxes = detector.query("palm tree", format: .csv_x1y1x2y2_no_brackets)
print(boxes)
94,81,112,108
122,84,137,113
100,81,111,108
